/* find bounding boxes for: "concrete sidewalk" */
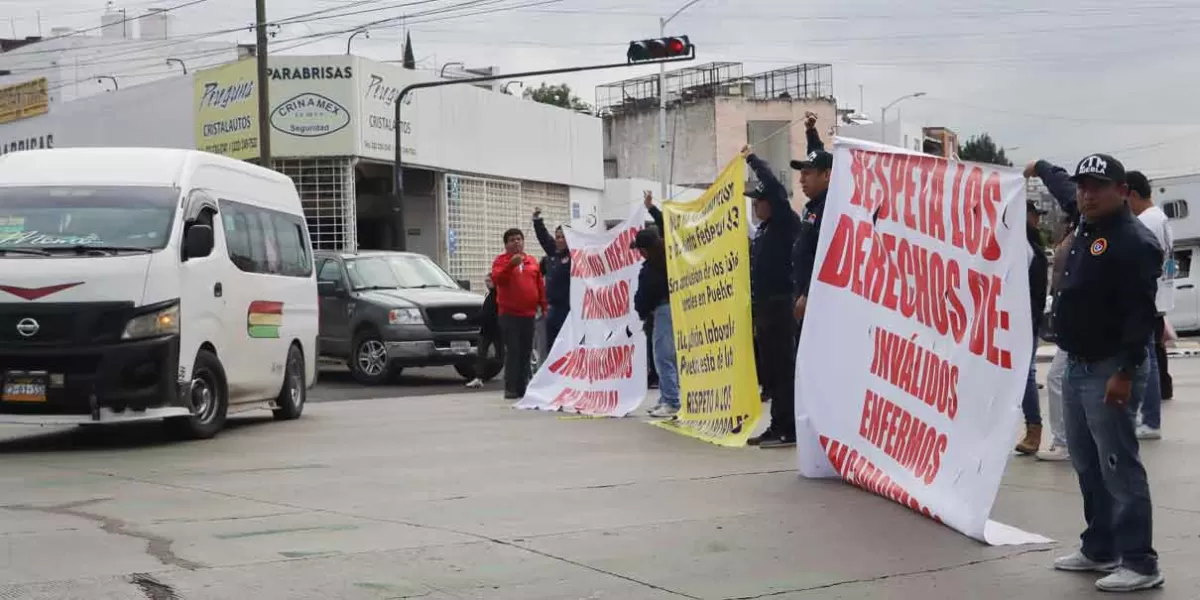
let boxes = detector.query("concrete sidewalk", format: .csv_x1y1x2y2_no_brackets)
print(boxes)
0,363,1198,598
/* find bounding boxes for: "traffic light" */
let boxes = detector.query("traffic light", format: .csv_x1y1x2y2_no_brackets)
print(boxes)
627,36,693,63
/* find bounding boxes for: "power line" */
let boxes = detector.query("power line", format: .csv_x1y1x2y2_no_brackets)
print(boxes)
23,0,213,46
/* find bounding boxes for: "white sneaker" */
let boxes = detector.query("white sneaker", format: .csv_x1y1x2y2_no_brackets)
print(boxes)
1095,567,1164,592
465,378,483,389
1136,424,1162,440
1053,551,1119,573
1036,445,1071,462
649,404,679,418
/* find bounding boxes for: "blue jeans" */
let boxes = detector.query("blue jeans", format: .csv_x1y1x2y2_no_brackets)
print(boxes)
1131,339,1162,429
1022,344,1042,426
652,303,679,409
1063,355,1157,575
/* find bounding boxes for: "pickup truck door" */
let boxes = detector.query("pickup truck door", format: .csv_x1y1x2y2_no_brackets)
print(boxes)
317,259,353,358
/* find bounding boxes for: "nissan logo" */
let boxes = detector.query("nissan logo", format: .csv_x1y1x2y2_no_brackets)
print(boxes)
15,317,39,337
451,312,467,321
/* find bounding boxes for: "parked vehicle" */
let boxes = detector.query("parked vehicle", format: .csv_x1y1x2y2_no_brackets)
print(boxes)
315,250,497,385
0,148,317,438
1152,174,1198,332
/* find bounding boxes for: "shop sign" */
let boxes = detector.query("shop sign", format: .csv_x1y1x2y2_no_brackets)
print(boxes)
193,59,258,159
0,78,49,125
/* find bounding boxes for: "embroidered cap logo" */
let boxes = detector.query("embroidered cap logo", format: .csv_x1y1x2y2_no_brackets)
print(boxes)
1078,155,1109,177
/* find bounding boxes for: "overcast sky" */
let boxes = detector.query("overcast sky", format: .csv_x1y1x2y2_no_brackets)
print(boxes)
7,0,1200,178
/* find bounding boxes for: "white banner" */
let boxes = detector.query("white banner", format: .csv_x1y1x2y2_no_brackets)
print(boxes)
795,137,1051,546
516,204,650,416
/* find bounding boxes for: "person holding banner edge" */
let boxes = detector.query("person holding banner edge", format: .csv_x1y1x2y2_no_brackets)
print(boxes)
635,192,680,418
1050,153,1163,592
740,139,801,448
532,208,572,353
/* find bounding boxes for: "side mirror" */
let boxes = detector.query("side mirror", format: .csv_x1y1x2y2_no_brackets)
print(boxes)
318,280,345,297
456,279,471,291
183,224,214,260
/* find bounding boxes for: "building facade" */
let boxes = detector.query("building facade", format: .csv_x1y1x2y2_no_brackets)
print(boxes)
0,52,604,292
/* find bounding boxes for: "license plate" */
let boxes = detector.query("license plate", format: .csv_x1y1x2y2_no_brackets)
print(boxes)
450,341,472,350
3,372,47,403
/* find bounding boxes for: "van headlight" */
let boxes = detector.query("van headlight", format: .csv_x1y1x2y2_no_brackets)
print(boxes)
388,308,423,325
123,303,180,339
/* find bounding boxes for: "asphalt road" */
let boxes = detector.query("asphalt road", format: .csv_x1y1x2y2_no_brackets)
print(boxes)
1,360,1198,599
311,364,498,402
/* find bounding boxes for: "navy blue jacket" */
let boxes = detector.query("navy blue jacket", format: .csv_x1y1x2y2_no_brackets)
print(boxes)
533,217,571,309
1052,207,1162,371
747,154,800,302
791,126,827,299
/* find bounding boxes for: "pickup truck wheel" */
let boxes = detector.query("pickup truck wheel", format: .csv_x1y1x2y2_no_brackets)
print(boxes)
350,330,391,386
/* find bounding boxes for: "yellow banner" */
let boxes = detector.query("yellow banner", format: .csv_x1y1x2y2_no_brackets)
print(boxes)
0,78,49,125
194,59,258,159
653,158,762,446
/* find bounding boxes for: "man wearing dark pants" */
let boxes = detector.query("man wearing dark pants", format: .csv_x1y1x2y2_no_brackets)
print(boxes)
1051,154,1164,592
781,113,833,446
491,228,547,400
740,143,800,448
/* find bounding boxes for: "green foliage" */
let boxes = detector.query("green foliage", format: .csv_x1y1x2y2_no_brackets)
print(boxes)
959,133,1012,167
523,83,591,112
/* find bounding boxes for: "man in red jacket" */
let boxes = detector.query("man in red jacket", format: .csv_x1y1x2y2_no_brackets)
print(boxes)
491,227,547,399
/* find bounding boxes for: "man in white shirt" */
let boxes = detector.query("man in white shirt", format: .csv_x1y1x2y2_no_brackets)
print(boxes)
1127,171,1172,440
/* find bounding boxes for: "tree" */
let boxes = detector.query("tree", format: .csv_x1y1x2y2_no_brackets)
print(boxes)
523,83,591,112
958,133,1012,166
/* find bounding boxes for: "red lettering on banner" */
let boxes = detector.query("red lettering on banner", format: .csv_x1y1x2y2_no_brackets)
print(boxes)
546,344,636,383
570,249,609,279
857,390,949,485
604,227,642,273
582,280,631,320
868,327,959,420
549,387,619,413
967,270,1012,369
819,435,942,522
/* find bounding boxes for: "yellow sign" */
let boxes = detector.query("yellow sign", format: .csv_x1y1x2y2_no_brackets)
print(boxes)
654,158,762,446
194,59,258,159
0,78,49,125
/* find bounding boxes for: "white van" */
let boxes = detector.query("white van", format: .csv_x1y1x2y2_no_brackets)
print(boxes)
0,148,317,439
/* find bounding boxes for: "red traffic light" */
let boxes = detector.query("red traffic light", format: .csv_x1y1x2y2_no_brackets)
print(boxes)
627,36,692,63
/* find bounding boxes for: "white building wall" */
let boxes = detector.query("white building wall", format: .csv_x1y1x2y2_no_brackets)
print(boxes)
839,119,925,153
0,36,242,106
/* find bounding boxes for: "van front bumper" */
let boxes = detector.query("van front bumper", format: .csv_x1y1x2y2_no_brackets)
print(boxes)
0,335,186,422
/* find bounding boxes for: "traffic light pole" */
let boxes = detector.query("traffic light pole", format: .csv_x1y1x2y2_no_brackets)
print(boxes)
391,52,696,252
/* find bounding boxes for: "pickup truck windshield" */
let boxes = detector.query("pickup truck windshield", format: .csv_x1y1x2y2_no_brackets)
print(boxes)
0,186,178,253
347,255,459,290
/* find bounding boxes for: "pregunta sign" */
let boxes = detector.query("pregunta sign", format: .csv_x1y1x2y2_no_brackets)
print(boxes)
270,92,350,138
193,59,258,159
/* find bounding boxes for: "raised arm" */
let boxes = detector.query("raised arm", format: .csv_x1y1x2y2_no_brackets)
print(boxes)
1027,160,1078,218
531,209,556,255
743,146,792,219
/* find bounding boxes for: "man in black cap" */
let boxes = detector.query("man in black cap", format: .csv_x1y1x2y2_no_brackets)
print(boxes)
741,138,801,448
1050,153,1164,592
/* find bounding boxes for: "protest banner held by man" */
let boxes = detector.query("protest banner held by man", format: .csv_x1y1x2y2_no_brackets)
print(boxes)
633,192,678,418
1016,200,1049,455
741,141,800,449
491,227,547,400
532,208,571,352
1051,153,1164,592
1126,171,1173,440
1025,158,1082,462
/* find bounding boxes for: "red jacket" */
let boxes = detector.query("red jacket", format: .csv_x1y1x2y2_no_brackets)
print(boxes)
491,252,547,318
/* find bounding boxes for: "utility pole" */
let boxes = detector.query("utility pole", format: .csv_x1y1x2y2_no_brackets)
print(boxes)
255,0,272,166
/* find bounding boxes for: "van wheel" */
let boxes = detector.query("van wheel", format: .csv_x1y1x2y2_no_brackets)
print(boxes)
350,330,391,386
273,345,306,421
166,349,228,440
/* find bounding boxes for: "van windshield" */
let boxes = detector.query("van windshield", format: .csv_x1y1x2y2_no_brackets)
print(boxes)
346,255,460,290
0,186,178,254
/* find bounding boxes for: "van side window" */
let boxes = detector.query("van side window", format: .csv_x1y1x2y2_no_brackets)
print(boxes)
218,199,312,278
1174,250,1192,279
1163,200,1188,220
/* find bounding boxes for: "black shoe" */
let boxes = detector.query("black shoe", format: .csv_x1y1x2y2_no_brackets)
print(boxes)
504,392,521,400
747,429,777,446
759,434,796,449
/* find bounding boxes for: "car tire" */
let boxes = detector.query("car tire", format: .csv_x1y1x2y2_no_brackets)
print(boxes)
166,349,228,440
273,344,306,421
350,329,391,386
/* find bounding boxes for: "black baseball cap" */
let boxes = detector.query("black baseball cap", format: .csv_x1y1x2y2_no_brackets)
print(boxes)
745,181,767,200
1069,153,1126,185
790,149,834,171
630,227,660,250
